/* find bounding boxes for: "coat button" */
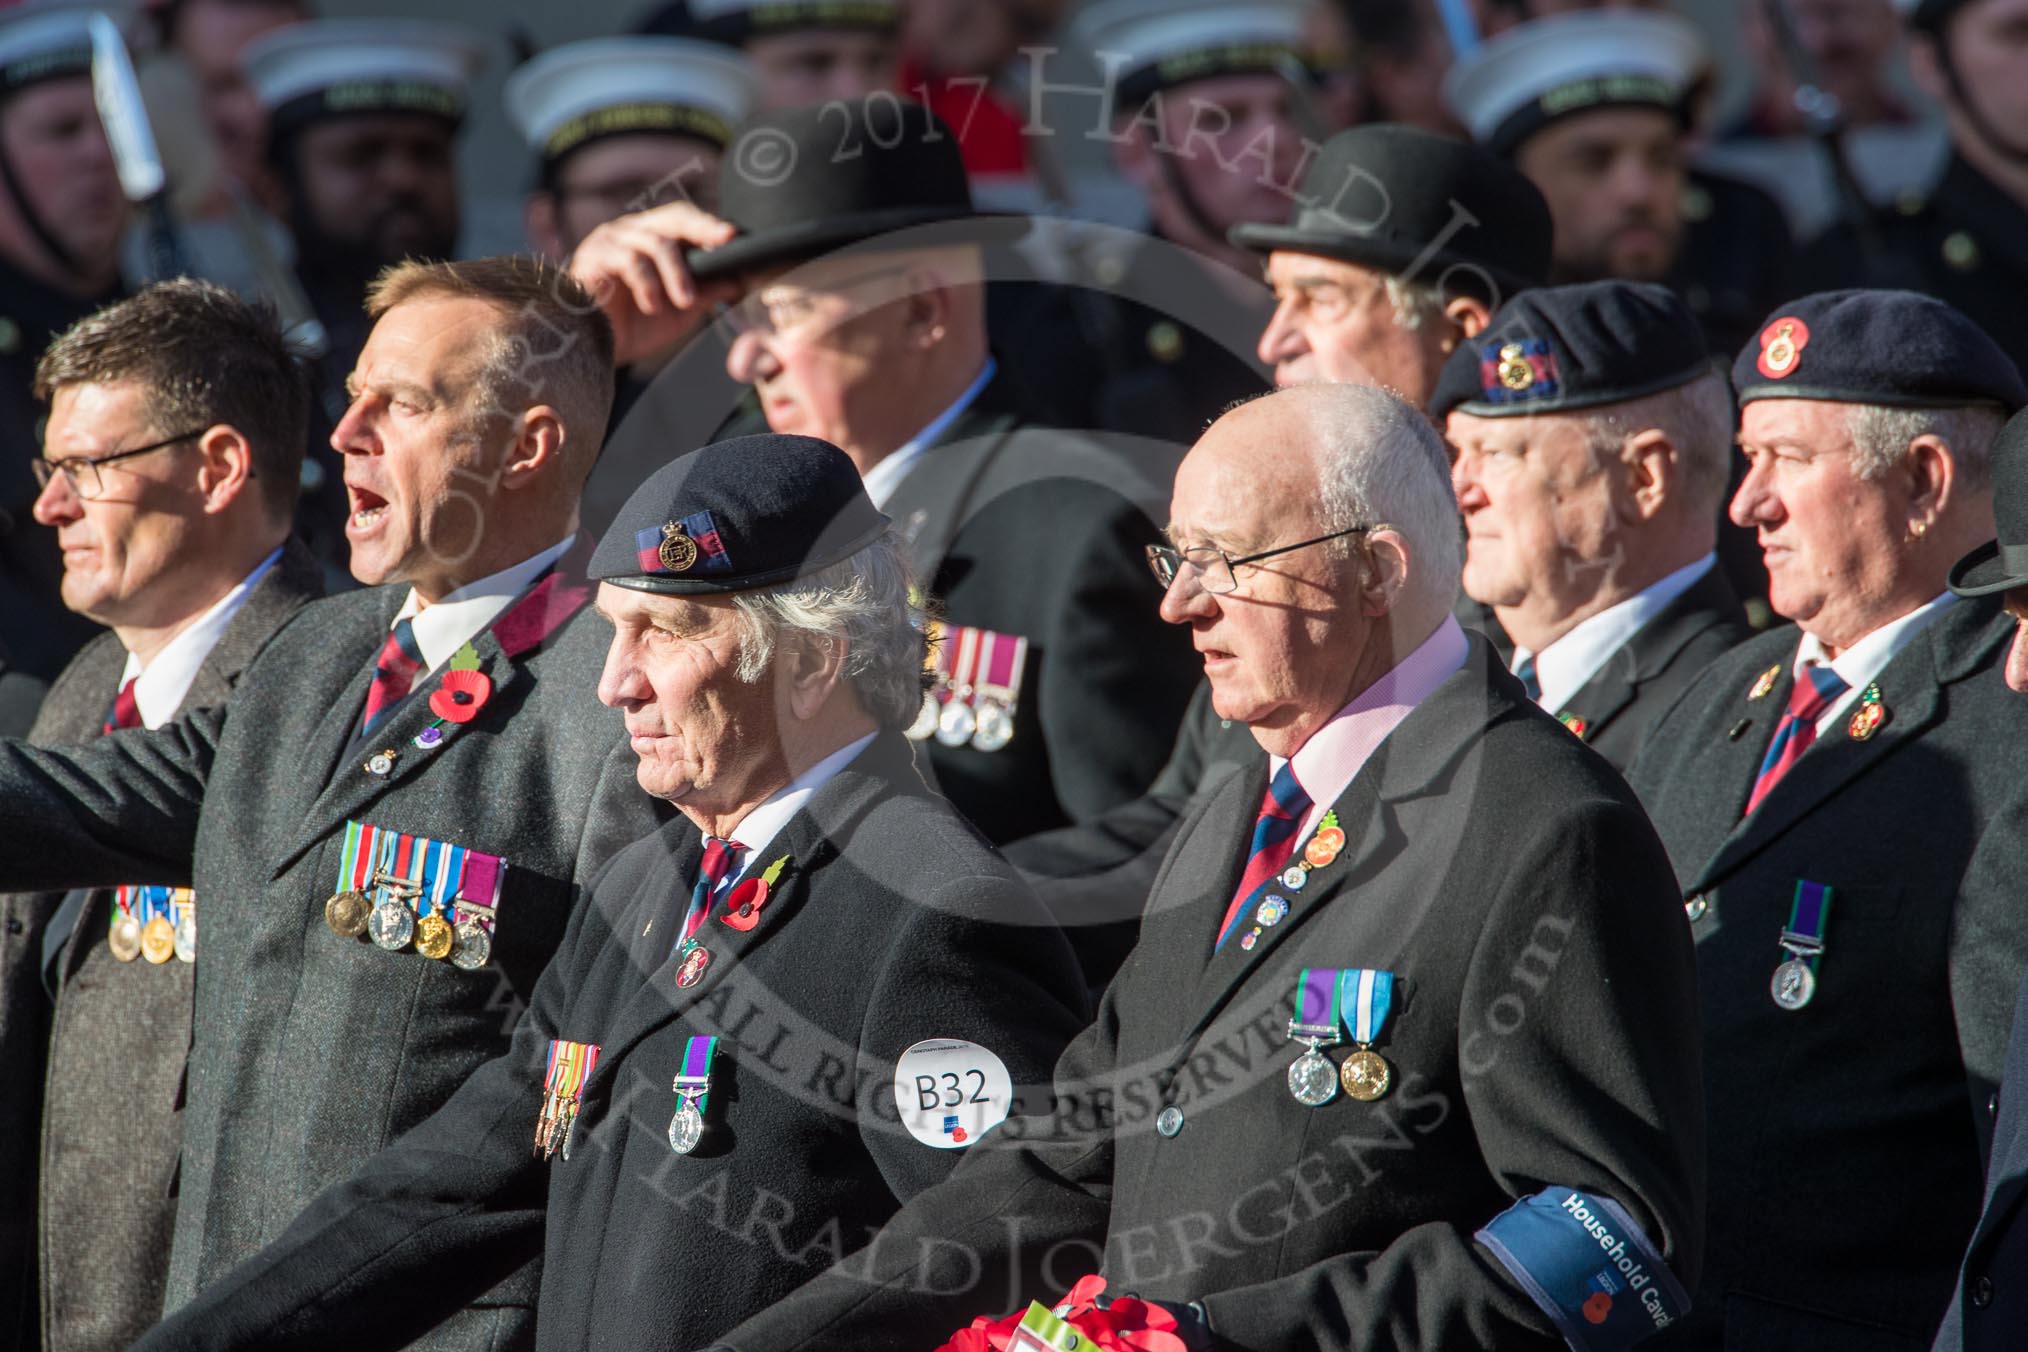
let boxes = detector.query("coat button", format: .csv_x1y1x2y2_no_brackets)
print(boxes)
1974,1276,1995,1308
1684,895,1708,923
1155,1106,1184,1138
1992,1092,2001,1118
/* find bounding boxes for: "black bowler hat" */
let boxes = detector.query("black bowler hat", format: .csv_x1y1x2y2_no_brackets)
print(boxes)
1950,409,2028,597
687,100,1026,282
1228,124,1552,305
590,434,891,595
1431,281,1714,420
1732,289,2027,413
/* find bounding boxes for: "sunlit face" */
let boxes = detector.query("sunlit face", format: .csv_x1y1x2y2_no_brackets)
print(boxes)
1146,73,1308,235
331,295,503,598
292,113,461,265
1258,251,1453,401
0,79,127,277
746,29,898,108
594,582,783,809
1733,399,1916,647
1450,409,1619,613
535,134,723,260
722,258,916,452
1516,106,1685,283
32,381,204,625
1157,408,1374,746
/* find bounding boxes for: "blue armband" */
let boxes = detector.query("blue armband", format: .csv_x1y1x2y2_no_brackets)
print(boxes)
1475,1187,1689,1351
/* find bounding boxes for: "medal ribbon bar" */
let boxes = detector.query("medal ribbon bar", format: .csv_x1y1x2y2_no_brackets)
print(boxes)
1288,966,1346,1043
1779,880,1833,969
672,1034,719,1115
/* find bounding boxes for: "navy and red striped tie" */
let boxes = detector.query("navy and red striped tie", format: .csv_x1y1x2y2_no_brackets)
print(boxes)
1214,764,1312,951
103,676,140,734
359,617,424,737
1744,663,1849,816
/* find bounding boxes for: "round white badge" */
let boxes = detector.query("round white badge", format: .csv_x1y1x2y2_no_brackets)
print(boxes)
893,1038,1014,1149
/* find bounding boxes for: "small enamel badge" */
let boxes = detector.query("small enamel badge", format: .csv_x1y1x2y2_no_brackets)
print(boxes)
1558,712,1589,739
1756,317,1809,380
1848,683,1887,741
1749,665,1782,700
364,748,398,777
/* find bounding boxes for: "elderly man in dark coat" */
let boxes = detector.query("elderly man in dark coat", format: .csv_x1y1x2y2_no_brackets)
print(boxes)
125,434,1089,1351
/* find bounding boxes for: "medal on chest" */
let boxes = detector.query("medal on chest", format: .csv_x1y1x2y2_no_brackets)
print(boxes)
1285,966,1398,1106
324,820,508,968
1770,880,1833,1011
536,1039,601,1162
668,1035,719,1155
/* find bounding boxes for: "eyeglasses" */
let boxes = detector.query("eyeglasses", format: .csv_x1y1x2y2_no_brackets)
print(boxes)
32,427,208,500
714,262,913,339
1146,524,1375,595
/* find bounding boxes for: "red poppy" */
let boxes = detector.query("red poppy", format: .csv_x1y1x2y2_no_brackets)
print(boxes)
933,1278,1189,1352
720,878,770,931
429,669,492,723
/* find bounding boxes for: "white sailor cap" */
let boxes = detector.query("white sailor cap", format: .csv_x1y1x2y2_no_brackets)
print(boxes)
244,18,487,137
506,37,755,168
676,0,900,48
1443,10,1708,158
0,1,136,96
1072,0,1313,105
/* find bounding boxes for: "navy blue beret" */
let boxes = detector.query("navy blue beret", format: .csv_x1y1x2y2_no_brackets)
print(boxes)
1731,289,2027,414
1431,280,1713,421
590,434,890,594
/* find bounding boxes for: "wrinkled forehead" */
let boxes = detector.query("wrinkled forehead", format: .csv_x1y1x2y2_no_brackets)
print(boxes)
1737,397,1850,452
595,579,741,631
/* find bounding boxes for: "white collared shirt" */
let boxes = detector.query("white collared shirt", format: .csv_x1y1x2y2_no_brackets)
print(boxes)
700,731,878,886
858,358,996,508
1512,554,1715,715
120,547,283,729
1794,592,1956,734
394,537,575,676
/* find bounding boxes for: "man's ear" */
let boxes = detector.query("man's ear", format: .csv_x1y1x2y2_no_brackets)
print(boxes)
1619,427,1679,524
781,630,849,721
501,405,568,490
1448,295,1495,340
193,424,255,515
1359,528,1411,618
1902,431,1956,530
901,267,955,350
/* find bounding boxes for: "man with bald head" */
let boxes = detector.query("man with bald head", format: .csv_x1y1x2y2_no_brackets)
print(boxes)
715,381,1706,1352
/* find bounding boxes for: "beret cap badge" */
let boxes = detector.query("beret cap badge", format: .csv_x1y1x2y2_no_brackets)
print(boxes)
1496,343,1536,391
658,520,699,573
1757,317,1809,380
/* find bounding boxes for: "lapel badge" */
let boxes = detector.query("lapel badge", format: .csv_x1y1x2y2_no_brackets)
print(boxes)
1256,895,1289,928
414,725,446,750
1558,712,1589,740
1239,928,1260,951
1303,821,1346,870
1748,665,1781,701
1848,683,1887,741
364,748,398,777
674,942,711,988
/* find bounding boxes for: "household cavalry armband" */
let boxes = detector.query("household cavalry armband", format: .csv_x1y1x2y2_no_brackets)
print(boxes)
906,621,1029,754
1477,1187,1690,1349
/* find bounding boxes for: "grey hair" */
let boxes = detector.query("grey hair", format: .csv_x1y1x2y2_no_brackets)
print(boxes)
1580,371,1734,517
1844,403,2004,491
1303,383,1463,613
730,531,926,729
1383,274,1445,332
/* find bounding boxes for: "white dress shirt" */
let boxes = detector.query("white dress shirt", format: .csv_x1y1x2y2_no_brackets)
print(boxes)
699,731,879,887
1512,554,1716,714
1793,592,1956,734
858,358,997,508
121,547,282,729
394,537,575,676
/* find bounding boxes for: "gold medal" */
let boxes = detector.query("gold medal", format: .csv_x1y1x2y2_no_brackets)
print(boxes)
415,913,455,961
1340,1048,1392,1101
140,916,177,965
108,913,143,962
325,890,372,938
657,521,698,572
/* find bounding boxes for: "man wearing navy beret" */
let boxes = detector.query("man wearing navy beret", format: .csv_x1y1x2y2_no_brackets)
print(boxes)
1629,289,2028,1348
1436,281,1750,771
127,434,1091,1350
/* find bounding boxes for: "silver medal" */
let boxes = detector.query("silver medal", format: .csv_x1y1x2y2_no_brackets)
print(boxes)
935,696,977,747
369,900,415,951
1771,957,1816,1010
1287,1045,1338,1107
449,918,492,970
668,1102,705,1154
905,690,940,741
174,911,197,963
970,699,1014,752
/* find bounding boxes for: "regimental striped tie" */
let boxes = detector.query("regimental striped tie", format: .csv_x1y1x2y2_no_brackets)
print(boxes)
359,617,424,737
674,836,742,956
103,676,140,734
1513,653,1542,703
1214,764,1312,952
1744,663,1850,816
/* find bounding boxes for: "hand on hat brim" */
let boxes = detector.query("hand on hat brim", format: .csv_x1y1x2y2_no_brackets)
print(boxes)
569,200,744,367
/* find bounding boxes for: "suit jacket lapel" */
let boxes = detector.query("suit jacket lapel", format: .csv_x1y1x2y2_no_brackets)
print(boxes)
1127,758,1263,1035
1692,602,2005,892
879,370,1020,586
1555,565,1745,739
184,538,323,711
